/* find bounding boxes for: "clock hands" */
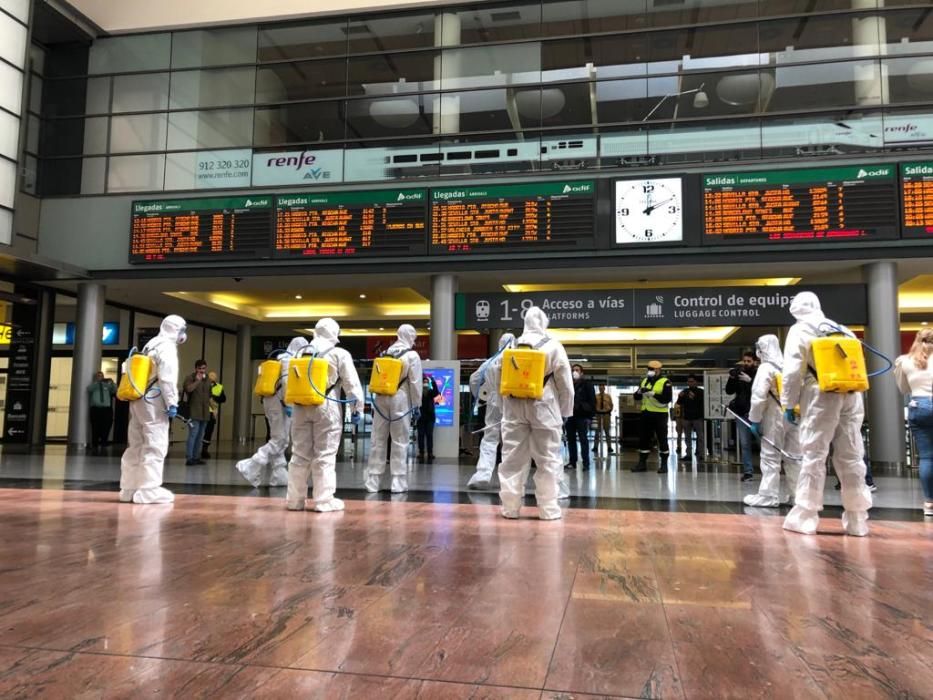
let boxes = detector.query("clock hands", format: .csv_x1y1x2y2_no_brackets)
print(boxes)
642,197,675,215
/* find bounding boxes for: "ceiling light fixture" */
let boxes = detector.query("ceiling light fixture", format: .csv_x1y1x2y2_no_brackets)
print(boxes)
360,294,367,299
295,294,303,300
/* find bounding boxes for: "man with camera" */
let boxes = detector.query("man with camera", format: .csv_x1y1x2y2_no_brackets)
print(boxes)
726,351,757,481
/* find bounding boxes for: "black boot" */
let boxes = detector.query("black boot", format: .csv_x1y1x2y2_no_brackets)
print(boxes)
657,454,669,474
632,455,648,472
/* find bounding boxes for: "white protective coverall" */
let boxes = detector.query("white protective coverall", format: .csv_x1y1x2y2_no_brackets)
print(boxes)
744,334,801,508
119,314,185,504
498,307,574,520
467,333,515,490
780,292,872,536
287,319,364,511
237,336,307,488
365,324,422,493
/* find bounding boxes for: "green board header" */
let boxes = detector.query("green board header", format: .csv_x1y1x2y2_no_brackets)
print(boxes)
132,196,271,214
901,162,933,179
703,164,895,188
277,190,426,208
432,180,595,201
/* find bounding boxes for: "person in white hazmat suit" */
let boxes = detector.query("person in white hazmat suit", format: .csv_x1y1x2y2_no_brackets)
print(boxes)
467,333,515,490
498,307,574,520
287,319,364,512
743,334,801,508
119,314,186,504
780,291,873,536
236,336,307,488
365,324,422,494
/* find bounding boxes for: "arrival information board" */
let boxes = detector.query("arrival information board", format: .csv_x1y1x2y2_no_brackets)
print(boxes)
130,196,273,262
901,161,933,238
703,165,898,243
431,181,596,253
274,189,426,257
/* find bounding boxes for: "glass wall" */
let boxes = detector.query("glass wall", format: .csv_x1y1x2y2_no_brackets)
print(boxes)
30,1,933,195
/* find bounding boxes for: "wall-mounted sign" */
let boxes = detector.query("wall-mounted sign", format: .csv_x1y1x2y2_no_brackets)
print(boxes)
456,285,866,329
274,189,427,258
194,149,252,189
130,196,273,262
252,149,344,187
431,181,596,253
52,322,120,346
703,165,899,243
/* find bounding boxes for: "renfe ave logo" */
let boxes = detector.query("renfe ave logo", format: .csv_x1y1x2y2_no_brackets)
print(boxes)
265,151,334,180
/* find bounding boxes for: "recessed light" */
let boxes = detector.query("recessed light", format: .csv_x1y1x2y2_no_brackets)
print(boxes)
359,294,367,299
379,327,385,331
294,294,303,300
924,321,929,326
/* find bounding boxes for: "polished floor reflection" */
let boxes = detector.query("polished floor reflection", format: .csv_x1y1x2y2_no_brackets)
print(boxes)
0,487,930,698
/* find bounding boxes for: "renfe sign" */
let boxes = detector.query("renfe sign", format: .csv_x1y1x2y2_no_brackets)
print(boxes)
251,149,345,186
455,285,867,329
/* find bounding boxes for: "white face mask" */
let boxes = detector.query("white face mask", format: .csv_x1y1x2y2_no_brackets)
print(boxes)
646,370,656,378
572,371,581,380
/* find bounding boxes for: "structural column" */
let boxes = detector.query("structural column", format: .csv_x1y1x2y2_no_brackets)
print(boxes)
430,274,457,360
233,323,252,444
67,283,105,445
864,261,905,467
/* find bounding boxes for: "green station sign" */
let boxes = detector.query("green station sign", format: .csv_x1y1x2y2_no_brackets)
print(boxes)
703,165,895,189
276,189,426,208
132,196,271,215
432,181,595,201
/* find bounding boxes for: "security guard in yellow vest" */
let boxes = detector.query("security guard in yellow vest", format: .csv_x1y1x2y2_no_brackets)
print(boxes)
200,371,226,459
633,360,673,473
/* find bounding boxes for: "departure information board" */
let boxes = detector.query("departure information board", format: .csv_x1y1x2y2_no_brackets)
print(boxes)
430,181,596,253
130,196,273,262
703,165,898,244
901,161,933,238
274,189,427,258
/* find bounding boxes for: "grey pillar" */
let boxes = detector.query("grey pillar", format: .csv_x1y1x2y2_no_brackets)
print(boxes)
233,323,252,444
67,283,105,445
864,261,905,467
30,289,54,445
430,274,457,360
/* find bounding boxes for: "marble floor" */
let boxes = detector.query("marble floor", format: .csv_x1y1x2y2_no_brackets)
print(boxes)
0,439,928,520
0,487,930,699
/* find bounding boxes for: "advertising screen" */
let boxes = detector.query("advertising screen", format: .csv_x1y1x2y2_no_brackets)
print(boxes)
424,368,455,427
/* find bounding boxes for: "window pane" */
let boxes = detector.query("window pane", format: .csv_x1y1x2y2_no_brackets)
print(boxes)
86,77,110,114
110,113,167,153
39,117,83,156
0,158,16,208
439,44,541,90
167,109,254,150
765,60,882,112
107,154,165,192
0,13,27,68
89,34,171,74
541,0,648,37
647,118,762,165
761,111,883,157
348,52,436,95
21,153,37,194
83,116,108,154
172,26,257,68
170,67,256,109
762,0,873,16
0,109,18,159
885,57,933,105
28,73,42,113
344,137,440,181
429,88,517,133
760,14,880,64
165,149,252,190
39,158,83,195
455,2,542,44
347,12,435,53
648,0,757,26
256,59,347,103
112,73,169,113
258,20,347,62
886,9,933,55
345,95,432,139
0,0,30,22
25,113,38,154
254,101,345,146
81,156,106,194
595,78,649,124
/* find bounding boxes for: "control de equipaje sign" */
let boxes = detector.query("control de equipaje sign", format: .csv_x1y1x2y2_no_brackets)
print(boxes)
455,284,866,329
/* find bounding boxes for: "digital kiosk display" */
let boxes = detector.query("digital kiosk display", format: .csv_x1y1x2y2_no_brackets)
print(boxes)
130,196,273,262
901,161,933,238
702,165,898,243
430,181,596,253
423,368,455,427
274,189,427,258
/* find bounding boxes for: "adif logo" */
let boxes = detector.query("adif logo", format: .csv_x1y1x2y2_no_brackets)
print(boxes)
562,183,593,194
563,185,572,193
856,167,890,178
245,199,254,207
396,192,423,202
244,198,269,208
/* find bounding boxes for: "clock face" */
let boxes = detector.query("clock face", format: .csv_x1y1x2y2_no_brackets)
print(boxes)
614,177,684,244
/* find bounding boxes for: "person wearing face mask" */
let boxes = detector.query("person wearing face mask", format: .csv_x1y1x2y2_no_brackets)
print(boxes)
467,333,516,490
365,324,422,493
744,334,801,508
119,314,186,504
634,360,673,473
726,351,758,481
287,319,363,512
564,364,596,471
781,291,872,536
237,336,307,488
498,306,573,520
417,373,441,461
